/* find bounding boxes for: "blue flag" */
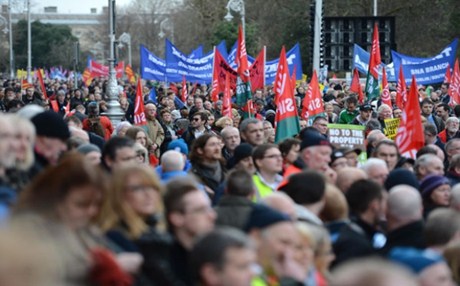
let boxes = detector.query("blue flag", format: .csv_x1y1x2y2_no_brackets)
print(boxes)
174,96,185,109
149,87,158,104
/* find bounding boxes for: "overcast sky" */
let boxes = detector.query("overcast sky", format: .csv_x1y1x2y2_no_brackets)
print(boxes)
4,0,132,14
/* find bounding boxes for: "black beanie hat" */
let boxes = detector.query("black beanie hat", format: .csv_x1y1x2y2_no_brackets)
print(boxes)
384,168,420,191
31,111,71,141
244,204,291,232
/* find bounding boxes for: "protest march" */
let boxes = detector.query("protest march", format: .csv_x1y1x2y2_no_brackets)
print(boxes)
2,3,460,285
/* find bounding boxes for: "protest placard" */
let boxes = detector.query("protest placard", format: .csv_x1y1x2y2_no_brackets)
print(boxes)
384,118,400,140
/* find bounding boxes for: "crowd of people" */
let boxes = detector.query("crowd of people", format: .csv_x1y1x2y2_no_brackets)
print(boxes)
0,76,460,286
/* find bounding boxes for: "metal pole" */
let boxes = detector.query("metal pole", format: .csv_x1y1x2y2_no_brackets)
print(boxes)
241,0,245,37
26,0,31,82
312,0,322,72
104,0,124,124
8,0,14,79
373,0,377,16
128,39,131,67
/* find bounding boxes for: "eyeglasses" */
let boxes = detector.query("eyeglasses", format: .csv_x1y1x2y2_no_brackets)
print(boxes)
192,118,201,122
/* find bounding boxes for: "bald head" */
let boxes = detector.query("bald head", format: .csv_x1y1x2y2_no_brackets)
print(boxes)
161,150,185,172
387,185,422,231
336,167,368,193
263,192,297,220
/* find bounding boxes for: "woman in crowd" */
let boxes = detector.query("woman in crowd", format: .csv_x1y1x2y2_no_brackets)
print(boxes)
97,164,175,285
113,121,132,137
13,154,134,286
278,138,301,172
125,126,157,166
420,175,452,218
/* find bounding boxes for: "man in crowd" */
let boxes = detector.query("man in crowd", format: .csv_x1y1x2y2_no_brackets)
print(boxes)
182,111,213,148
29,111,70,178
414,154,445,181
164,176,216,285
438,117,460,143
421,98,444,133
338,96,359,124
190,228,257,286
252,144,284,201
372,140,399,171
239,118,265,147
312,116,329,138
221,126,241,161
144,102,165,158
351,103,373,126
101,136,137,171
382,185,425,255
361,158,389,187
333,179,386,267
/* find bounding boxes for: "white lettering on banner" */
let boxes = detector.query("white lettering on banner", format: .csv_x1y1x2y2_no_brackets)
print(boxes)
278,98,295,114
400,46,452,65
148,54,166,66
171,46,213,65
329,136,364,145
144,68,164,76
425,63,448,73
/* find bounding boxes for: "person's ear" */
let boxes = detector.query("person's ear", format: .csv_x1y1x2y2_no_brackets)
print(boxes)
201,264,221,286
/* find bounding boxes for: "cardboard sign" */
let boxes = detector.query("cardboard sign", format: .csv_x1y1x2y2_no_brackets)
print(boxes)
384,118,400,140
328,124,366,150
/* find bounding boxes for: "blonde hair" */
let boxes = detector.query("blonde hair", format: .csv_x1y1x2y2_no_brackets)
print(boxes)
97,164,164,238
215,116,233,129
444,242,460,284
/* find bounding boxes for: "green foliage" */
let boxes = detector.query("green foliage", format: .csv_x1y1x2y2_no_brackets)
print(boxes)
209,21,259,56
13,20,77,69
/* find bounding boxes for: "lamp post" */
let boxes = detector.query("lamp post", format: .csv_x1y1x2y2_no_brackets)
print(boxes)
158,18,174,44
26,0,31,83
7,0,13,79
104,0,124,124
118,32,131,67
224,0,245,36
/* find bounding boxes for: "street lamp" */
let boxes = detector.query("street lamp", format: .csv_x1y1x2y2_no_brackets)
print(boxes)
158,18,174,44
118,32,131,67
224,0,245,36
105,0,124,124
0,1,13,79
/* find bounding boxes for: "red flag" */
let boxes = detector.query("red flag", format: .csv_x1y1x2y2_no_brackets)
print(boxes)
449,59,460,106
445,63,452,84
301,70,324,121
115,61,124,79
36,68,48,100
89,60,108,77
222,75,232,118
134,78,147,126
369,23,382,79
274,46,300,143
249,47,265,92
381,66,392,109
235,25,250,83
211,49,237,102
169,83,178,95
396,75,425,158
396,64,407,109
349,68,364,104
181,76,188,103
50,100,59,112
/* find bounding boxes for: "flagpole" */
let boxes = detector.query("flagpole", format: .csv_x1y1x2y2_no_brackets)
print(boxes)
8,0,14,79
263,46,266,88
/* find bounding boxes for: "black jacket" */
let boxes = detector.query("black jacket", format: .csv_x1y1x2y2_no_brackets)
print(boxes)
380,220,425,255
332,218,380,268
215,196,255,230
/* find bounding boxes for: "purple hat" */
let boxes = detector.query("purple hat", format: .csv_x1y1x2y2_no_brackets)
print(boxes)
420,175,450,197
